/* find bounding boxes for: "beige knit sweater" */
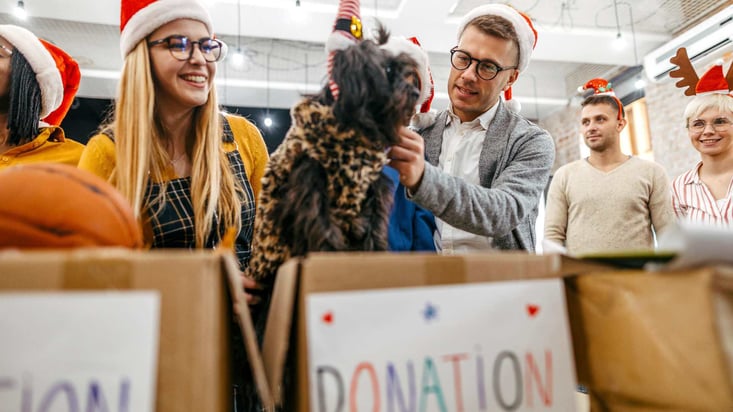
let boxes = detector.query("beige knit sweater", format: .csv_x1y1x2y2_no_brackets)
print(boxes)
544,156,674,256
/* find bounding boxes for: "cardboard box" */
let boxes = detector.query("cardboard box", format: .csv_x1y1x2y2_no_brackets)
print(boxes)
566,265,733,411
0,248,267,412
261,252,586,411
259,252,733,412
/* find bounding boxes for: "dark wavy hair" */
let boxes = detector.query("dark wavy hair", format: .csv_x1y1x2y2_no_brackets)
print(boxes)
5,50,43,146
315,24,421,147
582,94,626,119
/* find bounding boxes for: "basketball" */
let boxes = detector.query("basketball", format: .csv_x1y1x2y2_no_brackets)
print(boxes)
0,163,143,248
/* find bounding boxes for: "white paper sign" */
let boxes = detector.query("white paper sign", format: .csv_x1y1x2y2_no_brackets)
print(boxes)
0,292,160,412
307,279,577,412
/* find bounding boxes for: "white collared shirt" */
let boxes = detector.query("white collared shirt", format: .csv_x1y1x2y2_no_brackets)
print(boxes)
435,103,499,253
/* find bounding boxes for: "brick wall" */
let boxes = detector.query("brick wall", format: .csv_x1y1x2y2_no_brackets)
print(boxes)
644,80,699,178
538,105,581,173
539,81,701,179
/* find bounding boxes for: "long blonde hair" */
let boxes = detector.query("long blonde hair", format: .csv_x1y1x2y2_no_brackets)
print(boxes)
111,41,242,248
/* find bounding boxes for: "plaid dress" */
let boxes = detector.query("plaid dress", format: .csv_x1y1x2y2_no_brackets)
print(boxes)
145,119,256,269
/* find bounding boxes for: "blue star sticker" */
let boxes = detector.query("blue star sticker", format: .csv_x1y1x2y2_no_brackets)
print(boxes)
423,302,438,322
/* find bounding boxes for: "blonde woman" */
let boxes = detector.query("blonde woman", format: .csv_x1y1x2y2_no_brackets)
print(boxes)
672,92,733,225
79,0,268,270
668,53,733,226
78,1,269,409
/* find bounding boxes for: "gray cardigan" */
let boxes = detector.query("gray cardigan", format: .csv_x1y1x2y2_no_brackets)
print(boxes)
412,100,555,251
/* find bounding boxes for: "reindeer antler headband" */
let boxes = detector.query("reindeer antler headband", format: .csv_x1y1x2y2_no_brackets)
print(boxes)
669,47,733,96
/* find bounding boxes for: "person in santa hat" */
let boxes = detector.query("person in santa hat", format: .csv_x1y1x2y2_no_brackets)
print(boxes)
388,4,554,252
380,36,437,251
0,25,83,170
76,2,269,408
79,0,268,271
670,53,733,226
543,78,673,255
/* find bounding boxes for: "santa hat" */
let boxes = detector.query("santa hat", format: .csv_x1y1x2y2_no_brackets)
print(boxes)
581,77,624,120
695,60,732,95
325,0,363,100
457,4,538,112
120,0,213,57
379,36,437,129
38,40,80,126
380,36,433,112
0,25,78,122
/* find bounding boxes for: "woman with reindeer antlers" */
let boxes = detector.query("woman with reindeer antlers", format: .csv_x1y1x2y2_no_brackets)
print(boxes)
669,48,733,226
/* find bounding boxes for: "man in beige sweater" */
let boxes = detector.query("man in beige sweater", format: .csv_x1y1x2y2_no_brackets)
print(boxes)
544,81,674,256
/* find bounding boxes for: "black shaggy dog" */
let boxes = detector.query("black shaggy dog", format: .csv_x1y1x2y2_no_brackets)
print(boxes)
246,26,423,284
235,25,428,411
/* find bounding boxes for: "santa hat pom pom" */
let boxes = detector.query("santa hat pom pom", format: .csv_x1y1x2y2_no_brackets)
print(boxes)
504,88,521,112
326,31,358,53
410,111,438,130
505,98,522,113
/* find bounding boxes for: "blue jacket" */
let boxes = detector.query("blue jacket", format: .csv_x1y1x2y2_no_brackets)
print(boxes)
384,165,436,251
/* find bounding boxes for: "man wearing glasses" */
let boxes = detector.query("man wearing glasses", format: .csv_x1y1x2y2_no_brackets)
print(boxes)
388,4,554,252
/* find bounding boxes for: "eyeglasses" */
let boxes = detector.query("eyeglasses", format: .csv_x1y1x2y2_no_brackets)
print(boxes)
687,117,733,134
147,35,225,63
449,48,516,81
0,44,13,58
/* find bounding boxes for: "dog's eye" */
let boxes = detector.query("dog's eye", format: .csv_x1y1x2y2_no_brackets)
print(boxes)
406,72,420,89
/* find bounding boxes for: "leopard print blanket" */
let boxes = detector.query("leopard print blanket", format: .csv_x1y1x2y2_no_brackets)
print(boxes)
246,98,393,281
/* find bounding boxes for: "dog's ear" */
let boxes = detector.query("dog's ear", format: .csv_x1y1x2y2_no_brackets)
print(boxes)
330,41,391,127
371,21,390,46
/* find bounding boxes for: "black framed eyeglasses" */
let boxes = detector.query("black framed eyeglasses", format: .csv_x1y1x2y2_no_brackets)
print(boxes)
147,35,225,63
449,47,516,81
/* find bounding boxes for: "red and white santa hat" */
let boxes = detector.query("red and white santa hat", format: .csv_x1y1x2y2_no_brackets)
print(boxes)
457,4,538,112
39,40,81,126
379,36,437,129
120,0,213,57
380,36,433,112
581,77,624,120
695,60,732,96
0,25,80,123
325,0,363,100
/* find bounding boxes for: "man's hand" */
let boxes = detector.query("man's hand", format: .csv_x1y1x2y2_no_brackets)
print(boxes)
241,274,265,305
388,126,426,192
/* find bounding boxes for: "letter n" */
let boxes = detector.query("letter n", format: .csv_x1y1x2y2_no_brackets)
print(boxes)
386,362,415,412
525,351,553,407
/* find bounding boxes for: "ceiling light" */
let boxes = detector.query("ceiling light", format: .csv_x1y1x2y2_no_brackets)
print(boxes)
634,77,646,89
264,116,273,127
14,0,27,20
613,32,626,50
230,48,245,69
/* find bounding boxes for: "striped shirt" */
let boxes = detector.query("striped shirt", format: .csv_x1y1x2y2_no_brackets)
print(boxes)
671,162,733,227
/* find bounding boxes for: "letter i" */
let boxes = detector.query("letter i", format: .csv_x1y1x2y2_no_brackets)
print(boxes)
119,378,131,412
21,376,32,412
476,347,487,410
